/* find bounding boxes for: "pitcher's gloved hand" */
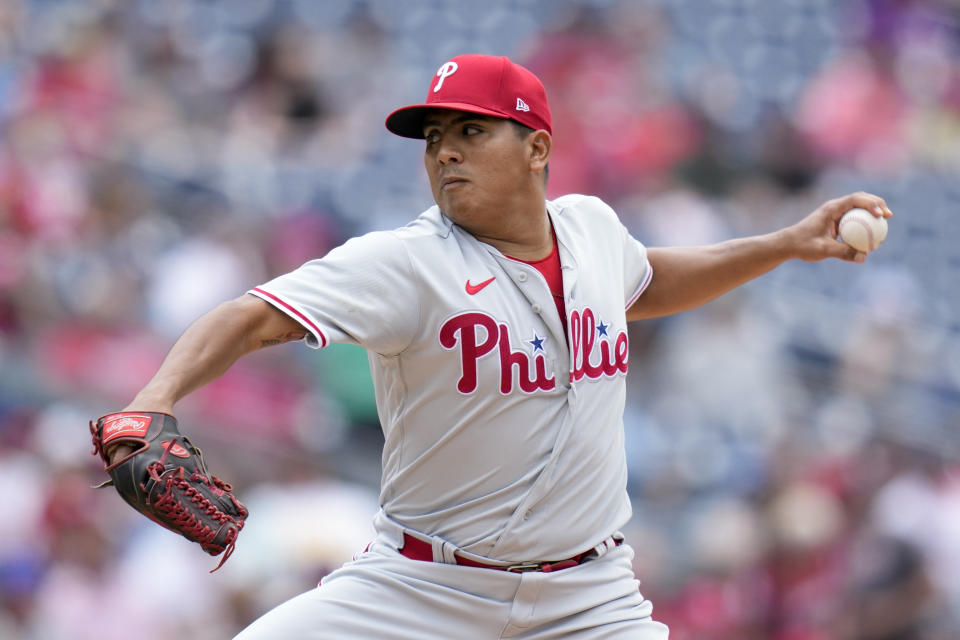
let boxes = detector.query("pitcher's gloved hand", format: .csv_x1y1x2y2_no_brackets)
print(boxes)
90,412,248,571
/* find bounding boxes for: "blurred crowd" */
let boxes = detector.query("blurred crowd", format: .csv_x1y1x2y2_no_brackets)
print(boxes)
1,0,959,638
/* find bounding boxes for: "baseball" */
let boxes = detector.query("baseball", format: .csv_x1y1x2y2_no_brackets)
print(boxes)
838,208,888,253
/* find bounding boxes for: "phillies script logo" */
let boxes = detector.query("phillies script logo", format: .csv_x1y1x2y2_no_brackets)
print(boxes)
440,312,555,394
568,308,628,381
439,308,628,394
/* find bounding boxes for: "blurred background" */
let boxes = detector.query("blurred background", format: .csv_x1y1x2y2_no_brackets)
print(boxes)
1,0,959,638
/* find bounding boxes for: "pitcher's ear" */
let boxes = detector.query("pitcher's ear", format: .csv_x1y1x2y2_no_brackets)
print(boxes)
528,130,552,171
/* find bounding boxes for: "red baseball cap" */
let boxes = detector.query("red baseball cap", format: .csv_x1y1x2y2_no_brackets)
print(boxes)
385,54,552,139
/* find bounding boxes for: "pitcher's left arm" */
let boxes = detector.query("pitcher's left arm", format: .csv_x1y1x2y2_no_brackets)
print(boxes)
627,192,892,322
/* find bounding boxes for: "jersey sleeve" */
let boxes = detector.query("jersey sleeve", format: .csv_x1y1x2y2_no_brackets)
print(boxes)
249,230,420,356
552,193,654,310
622,224,653,309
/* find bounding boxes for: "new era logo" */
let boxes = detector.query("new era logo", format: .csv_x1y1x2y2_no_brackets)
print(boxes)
516,97,530,112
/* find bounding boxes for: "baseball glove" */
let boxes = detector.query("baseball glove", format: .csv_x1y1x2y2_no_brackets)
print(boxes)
90,411,248,571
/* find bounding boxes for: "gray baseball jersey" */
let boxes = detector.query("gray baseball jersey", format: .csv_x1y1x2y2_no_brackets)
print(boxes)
249,194,652,562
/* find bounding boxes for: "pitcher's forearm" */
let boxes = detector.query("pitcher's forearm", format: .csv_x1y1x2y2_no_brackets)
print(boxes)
628,231,790,321
124,301,257,412
627,193,893,322
125,295,305,413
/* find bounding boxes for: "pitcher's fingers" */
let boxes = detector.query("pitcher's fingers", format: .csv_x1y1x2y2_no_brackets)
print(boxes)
830,192,892,218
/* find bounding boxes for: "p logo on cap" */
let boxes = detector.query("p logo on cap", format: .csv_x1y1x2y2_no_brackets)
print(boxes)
434,61,459,92
385,54,552,139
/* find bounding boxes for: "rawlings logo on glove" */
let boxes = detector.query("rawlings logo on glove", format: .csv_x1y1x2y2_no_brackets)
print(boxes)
102,413,153,440
90,412,248,571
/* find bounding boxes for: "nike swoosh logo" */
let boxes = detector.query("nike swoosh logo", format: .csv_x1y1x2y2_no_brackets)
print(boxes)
465,276,496,295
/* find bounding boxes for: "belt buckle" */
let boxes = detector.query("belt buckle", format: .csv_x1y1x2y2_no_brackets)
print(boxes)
505,562,542,573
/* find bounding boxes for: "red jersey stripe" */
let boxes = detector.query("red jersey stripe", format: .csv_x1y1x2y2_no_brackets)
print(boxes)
250,287,329,348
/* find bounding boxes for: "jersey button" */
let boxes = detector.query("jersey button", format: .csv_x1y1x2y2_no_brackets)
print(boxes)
532,304,542,314
517,273,527,282
523,510,532,521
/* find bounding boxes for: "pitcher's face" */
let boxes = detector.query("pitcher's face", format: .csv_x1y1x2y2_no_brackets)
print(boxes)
422,111,535,231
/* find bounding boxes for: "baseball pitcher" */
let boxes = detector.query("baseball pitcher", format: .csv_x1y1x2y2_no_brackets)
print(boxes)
90,54,892,638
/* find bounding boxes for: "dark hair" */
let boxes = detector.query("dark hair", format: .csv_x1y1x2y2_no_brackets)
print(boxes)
510,120,549,186
510,120,536,138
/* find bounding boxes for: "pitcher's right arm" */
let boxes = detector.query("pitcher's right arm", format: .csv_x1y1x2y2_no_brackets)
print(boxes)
108,294,306,461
